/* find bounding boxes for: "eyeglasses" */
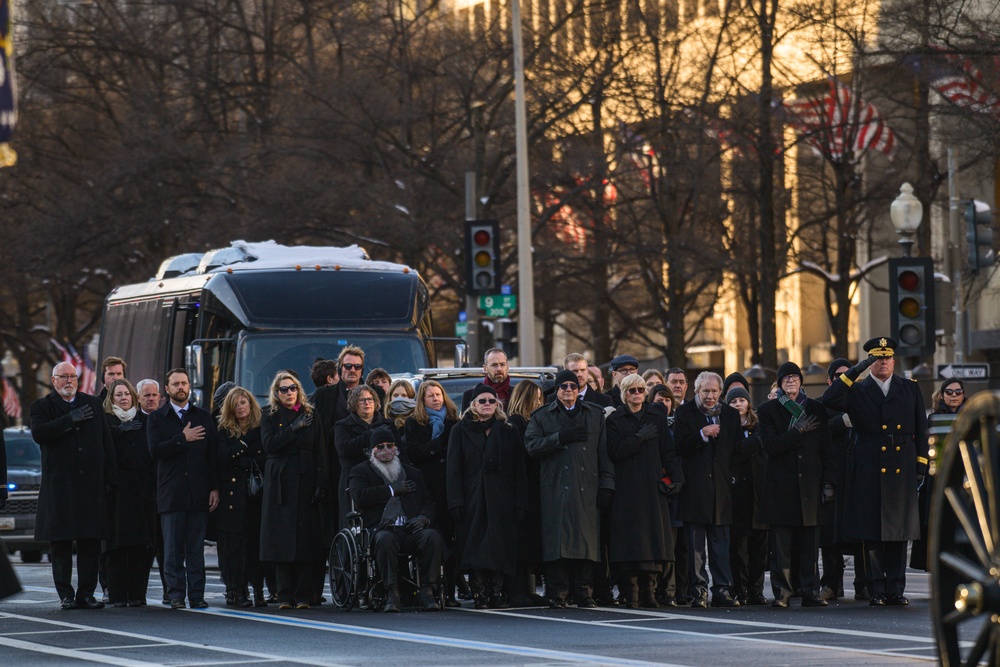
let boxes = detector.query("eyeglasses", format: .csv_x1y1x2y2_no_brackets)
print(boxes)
341,363,364,371
558,383,579,391
357,397,376,404
373,443,396,451
626,387,646,395
614,367,638,374
944,388,964,396
277,385,298,394
53,374,78,381
476,397,498,405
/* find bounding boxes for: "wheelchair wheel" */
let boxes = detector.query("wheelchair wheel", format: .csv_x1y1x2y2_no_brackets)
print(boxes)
329,529,360,610
930,391,1000,666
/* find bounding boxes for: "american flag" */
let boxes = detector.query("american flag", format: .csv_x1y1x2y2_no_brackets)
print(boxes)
2,376,20,421
930,53,1000,116
0,0,17,167
618,121,656,190
784,79,897,160
51,339,97,395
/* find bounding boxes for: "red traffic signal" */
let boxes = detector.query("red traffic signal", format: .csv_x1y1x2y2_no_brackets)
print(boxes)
888,258,935,356
465,220,500,295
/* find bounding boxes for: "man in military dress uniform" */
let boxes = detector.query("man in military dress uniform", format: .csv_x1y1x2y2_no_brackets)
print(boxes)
821,337,929,606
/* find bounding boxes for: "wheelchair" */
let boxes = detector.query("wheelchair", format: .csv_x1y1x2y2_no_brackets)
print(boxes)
328,510,446,611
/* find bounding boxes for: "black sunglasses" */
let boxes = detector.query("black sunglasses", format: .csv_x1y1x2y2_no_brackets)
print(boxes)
341,363,364,371
476,397,498,405
558,383,579,391
277,385,298,394
373,442,396,451
627,387,646,395
943,388,964,396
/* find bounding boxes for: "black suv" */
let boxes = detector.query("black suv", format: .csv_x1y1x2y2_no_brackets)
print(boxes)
3,427,46,563
406,367,560,407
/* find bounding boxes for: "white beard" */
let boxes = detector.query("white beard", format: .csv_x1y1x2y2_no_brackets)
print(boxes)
369,454,405,484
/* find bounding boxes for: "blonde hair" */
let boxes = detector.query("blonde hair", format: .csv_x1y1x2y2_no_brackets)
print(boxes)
507,380,543,420
383,380,415,426
103,379,138,414
218,386,262,437
267,371,312,414
412,380,459,424
618,373,646,394
463,388,508,422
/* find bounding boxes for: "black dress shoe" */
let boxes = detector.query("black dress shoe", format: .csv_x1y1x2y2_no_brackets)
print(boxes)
887,595,909,606
749,594,769,606
549,598,568,609
235,596,253,608
162,596,171,605
190,600,209,609
225,590,236,606
690,595,708,609
383,588,401,613
78,597,105,609
420,588,441,611
171,599,186,609
772,598,789,608
577,597,597,608
128,599,146,607
444,597,462,608
869,594,887,606
61,597,79,610
711,593,740,608
660,596,678,608
802,596,828,607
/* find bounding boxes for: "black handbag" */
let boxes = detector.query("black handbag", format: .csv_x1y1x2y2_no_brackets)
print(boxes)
247,458,263,498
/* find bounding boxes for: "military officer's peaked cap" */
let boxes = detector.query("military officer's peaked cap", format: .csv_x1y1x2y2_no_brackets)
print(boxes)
863,336,897,358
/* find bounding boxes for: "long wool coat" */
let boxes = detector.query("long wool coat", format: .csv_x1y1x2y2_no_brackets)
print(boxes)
31,391,116,541
524,400,614,563
334,412,385,523
605,405,684,568
215,426,265,533
106,412,157,549
757,397,833,527
672,400,739,526
260,406,327,562
446,416,528,576
822,374,928,541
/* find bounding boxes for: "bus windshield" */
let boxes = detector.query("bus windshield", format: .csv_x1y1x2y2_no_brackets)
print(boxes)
237,333,428,400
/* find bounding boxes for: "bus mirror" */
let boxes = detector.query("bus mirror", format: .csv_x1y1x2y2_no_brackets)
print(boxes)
454,343,468,368
190,389,204,407
186,344,204,387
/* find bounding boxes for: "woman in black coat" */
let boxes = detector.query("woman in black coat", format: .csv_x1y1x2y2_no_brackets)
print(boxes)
216,386,266,608
404,380,460,601
606,374,684,609
260,372,327,610
725,385,768,606
447,384,527,608
333,385,386,526
103,379,157,607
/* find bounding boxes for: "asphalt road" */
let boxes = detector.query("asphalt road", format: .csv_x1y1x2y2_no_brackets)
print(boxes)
1,554,940,666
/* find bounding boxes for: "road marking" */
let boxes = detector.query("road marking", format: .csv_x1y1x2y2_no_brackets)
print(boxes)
198,607,691,666
0,612,349,667
0,629,89,636
457,607,938,662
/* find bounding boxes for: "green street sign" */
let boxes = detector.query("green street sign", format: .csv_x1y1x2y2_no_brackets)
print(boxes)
483,307,510,318
478,294,517,310
455,322,469,337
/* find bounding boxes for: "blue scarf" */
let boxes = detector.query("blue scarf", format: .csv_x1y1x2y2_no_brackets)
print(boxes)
427,406,448,439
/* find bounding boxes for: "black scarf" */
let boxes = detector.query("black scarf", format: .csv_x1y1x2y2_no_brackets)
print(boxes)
695,394,722,419
465,415,504,473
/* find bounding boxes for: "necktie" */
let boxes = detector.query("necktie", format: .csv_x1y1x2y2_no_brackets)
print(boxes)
179,408,187,422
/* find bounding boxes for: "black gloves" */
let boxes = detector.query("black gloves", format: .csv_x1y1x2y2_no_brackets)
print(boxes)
450,507,464,524
916,474,926,492
844,355,877,381
558,425,589,445
291,412,314,432
310,487,325,505
120,419,142,432
70,404,94,423
405,515,430,533
390,480,417,496
821,483,835,505
597,488,614,509
795,415,819,434
636,424,658,442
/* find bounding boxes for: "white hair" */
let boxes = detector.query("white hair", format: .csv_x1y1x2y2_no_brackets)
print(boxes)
693,371,723,393
135,379,160,393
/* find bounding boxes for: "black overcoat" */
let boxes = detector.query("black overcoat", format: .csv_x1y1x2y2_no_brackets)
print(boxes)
507,414,543,562
672,400,739,526
260,406,327,562
310,383,347,533
334,412,386,520
215,426,265,533
404,417,457,538
31,391,116,541
821,374,929,541
524,400,614,562
349,460,435,530
446,416,528,576
605,405,684,566
819,409,854,546
147,401,219,513
730,421,766,535
106,412,157,549
757,397,833,527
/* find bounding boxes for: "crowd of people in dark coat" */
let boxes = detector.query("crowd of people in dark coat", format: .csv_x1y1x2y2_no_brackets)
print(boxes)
26,334,952,612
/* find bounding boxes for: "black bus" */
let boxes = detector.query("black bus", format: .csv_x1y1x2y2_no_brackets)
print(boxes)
98,242,437,408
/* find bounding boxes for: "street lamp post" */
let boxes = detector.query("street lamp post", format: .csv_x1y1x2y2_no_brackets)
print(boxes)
890,182,923,257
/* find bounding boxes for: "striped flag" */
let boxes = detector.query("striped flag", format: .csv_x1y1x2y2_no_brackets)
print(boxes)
2,377,20,420
784,79,897,160
930,53,1000,116
0,0,17,167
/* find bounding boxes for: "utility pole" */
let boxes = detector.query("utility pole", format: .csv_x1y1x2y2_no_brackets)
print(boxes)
511,0,536,364
948,148,965,363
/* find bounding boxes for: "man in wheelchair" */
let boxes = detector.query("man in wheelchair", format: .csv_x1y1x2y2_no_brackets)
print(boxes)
348,426,444,612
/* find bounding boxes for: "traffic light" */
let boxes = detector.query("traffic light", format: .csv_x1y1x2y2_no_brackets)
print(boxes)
888,257,935,356
465,220,500,295
965,199,995,272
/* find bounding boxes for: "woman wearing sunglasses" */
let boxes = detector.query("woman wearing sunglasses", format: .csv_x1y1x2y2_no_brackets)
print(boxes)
334,384,387,528
446,384,527,609
405,380,461,604
260,371,327,610
605,373,684,609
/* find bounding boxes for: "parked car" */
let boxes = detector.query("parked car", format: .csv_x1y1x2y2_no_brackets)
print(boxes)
403,366,560,407
2,427,46,563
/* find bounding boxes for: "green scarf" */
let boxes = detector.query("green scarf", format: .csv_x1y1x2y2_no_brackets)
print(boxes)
776,388,806,427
